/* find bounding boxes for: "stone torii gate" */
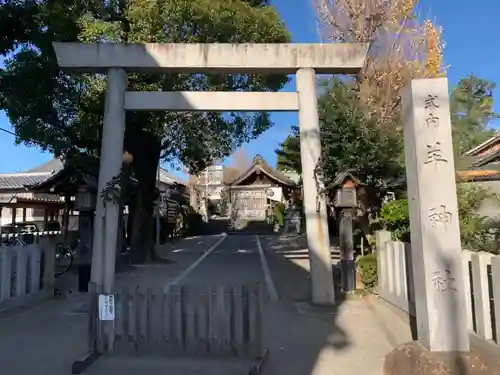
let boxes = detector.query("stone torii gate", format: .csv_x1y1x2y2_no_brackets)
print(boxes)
52,42,368,305
53,42,473,357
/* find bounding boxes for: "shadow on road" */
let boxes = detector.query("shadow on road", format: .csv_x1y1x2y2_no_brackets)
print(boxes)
257,233,351,375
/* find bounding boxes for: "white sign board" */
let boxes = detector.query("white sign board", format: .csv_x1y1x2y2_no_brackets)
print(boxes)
98,294,115,321
266,187,283,202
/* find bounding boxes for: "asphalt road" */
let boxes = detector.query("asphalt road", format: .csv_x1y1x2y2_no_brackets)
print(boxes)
0,234,265,375
178,234,265,287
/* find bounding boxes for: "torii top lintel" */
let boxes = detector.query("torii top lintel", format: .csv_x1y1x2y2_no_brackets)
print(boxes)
52,42,368,74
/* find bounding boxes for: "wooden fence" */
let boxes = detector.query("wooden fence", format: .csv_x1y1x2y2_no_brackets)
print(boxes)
375,230,500,347
0,235,57,311
91,283,264,358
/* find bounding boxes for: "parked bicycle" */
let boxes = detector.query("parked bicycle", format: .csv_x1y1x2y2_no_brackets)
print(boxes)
1,234,74,277
54,242,74,276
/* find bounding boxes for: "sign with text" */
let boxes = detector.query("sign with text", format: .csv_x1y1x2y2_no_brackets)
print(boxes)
98,294,115,321
402,78,469,352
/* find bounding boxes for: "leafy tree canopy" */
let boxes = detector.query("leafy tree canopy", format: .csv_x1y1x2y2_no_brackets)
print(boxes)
451,75,499,165
276,74,499,186
0,0,291,262
318,78,404,189
276,78,404,189
0,0,290,172
276,130,301,173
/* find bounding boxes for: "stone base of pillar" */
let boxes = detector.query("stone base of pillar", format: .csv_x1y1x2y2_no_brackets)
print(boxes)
340,259,355,292
383,342,500,375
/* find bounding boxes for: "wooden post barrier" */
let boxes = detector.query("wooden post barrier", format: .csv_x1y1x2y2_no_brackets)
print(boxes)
73,282,265,374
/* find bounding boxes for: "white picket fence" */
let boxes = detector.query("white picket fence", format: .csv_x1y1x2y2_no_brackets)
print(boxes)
0,233,59,311
375,230,500,347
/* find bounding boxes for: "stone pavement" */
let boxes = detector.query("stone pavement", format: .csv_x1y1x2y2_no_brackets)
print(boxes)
0,233,414,375
259,234,413,375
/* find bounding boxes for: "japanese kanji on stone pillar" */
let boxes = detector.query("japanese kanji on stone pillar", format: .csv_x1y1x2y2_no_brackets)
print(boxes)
402,77,469,352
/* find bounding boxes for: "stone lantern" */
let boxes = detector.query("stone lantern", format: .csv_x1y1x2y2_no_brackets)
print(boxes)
74,186,97,212
332,171,364,293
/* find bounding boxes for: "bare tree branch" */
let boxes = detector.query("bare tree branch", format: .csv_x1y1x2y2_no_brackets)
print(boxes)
313,0,446,130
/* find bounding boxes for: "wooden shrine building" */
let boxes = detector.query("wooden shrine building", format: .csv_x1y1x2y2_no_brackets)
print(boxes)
225,155,297,223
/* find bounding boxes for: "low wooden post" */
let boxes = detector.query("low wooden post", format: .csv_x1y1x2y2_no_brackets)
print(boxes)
0,247,12,301
39,236,56,291
28,245,41,294
89,282,100,353
14,246,28,298
72,282,101,374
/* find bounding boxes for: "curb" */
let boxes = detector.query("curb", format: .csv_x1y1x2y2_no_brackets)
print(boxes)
255,235,279,302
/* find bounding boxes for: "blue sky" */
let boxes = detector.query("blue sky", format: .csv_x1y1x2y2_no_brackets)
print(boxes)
0,0,499,177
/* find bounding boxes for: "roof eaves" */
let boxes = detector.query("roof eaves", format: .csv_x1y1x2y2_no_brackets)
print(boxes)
472,148,500,168
463,132,500,157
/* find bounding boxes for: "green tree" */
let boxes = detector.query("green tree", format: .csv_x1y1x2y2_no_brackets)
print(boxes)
276,127,301,173
0,0,290,262
318,78,403,190
275,78,404,190
451,75,498,166
380,185,499,254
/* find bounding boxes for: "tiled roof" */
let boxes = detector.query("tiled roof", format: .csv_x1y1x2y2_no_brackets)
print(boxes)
24,158,64,173
227,155,296,186
159,168,187,186
463,132,500,157
0,173,53,190
2,157,185,191
471,148,500,168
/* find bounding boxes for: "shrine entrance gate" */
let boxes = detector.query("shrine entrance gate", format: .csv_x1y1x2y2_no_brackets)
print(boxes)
52,42,368,305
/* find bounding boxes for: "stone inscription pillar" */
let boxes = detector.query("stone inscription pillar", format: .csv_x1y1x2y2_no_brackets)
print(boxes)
91,68,127,294
297,68,335,305
403,78,469,351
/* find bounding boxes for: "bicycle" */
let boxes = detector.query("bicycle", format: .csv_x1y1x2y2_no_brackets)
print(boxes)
54,242,74,277
2,234,74,277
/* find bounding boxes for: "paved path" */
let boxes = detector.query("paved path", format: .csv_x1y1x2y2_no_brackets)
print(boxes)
0,233,414,375
257,234,412,375
178,234,264,286
0,235,229,375
171,233,412,375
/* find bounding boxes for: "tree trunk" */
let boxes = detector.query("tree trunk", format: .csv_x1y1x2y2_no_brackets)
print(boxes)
127,126,161,264
115,164,131,270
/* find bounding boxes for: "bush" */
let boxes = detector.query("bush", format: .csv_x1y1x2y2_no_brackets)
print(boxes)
379,185,499,253
356,253,377,290
379,199,410,242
